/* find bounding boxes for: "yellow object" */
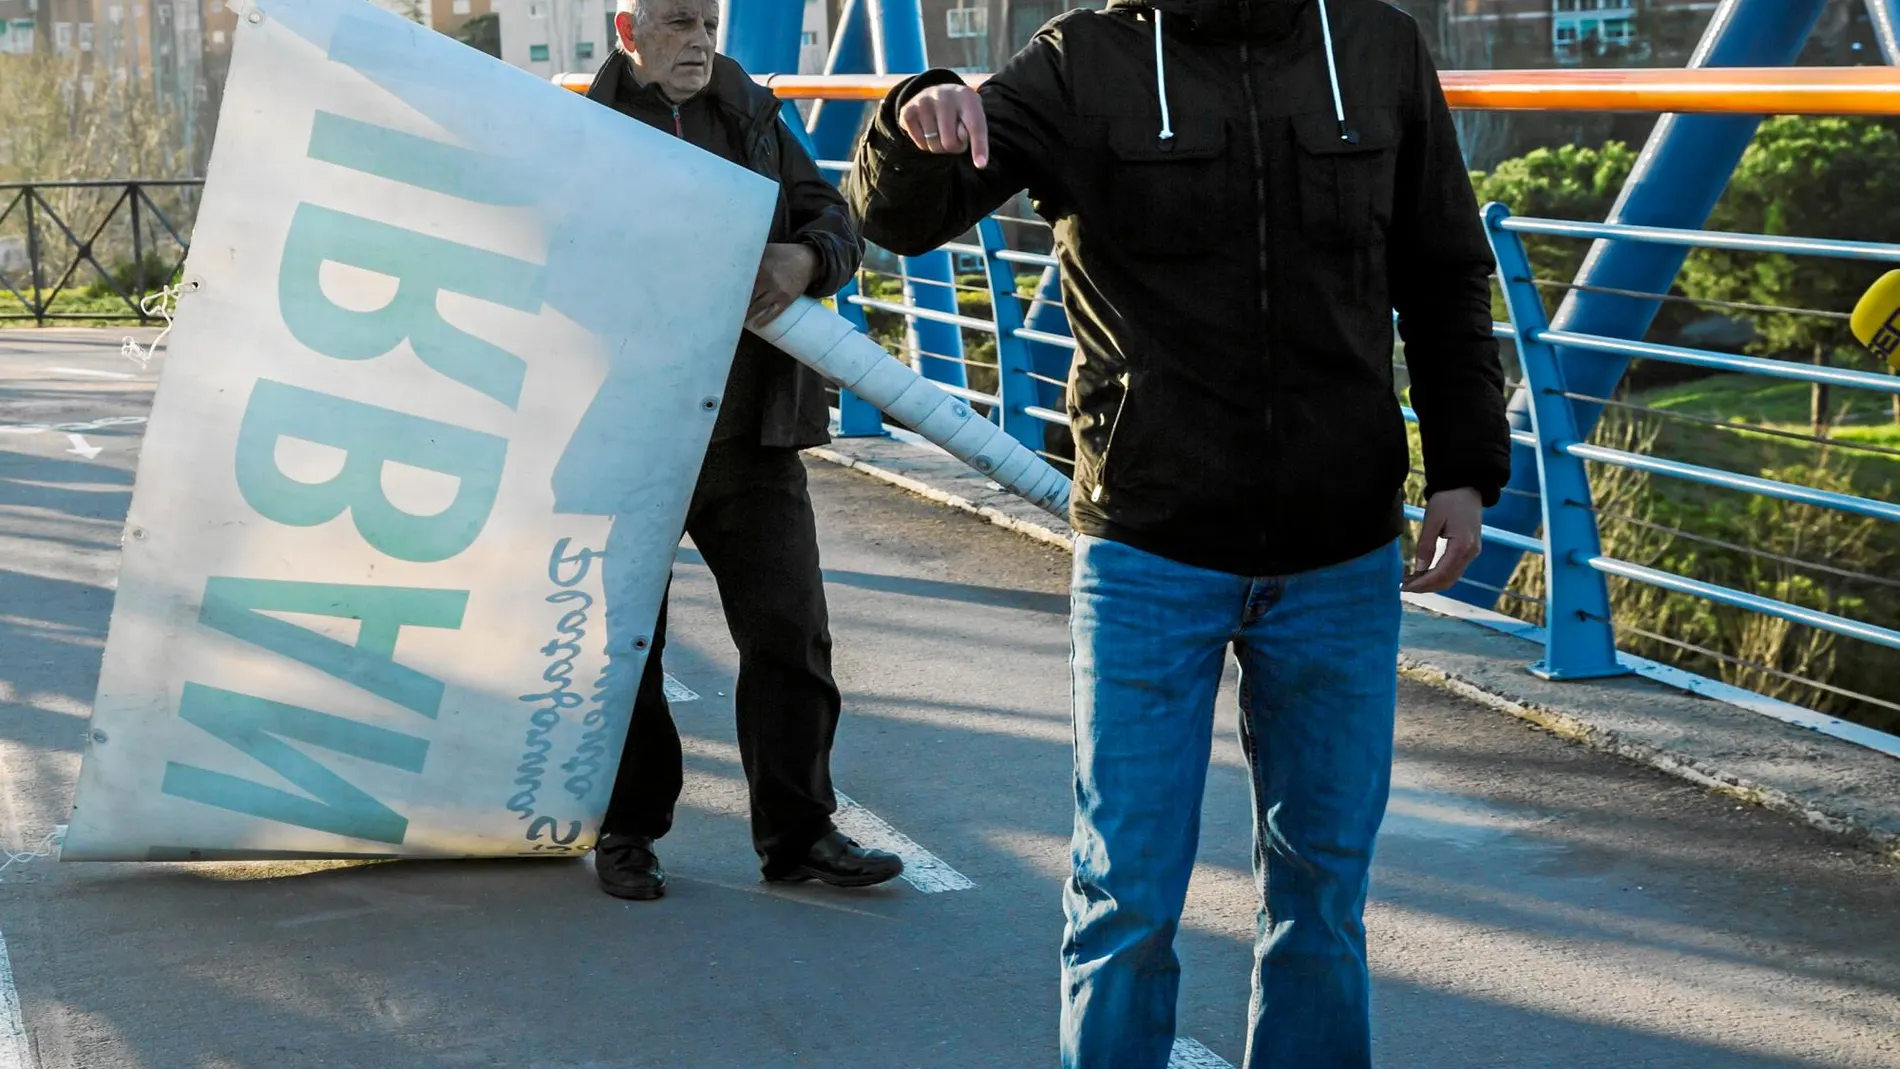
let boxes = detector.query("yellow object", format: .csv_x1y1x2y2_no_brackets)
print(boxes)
1850,269,1900,373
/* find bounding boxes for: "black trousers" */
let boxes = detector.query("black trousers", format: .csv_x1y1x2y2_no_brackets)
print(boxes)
601,441,841,869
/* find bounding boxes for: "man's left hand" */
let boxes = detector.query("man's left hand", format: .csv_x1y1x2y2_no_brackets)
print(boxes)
749,243,818,329
1402,487,1484,594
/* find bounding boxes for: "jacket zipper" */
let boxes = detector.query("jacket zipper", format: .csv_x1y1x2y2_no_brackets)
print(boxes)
1237,42,1269,323
671,104,682,138
1089,371,1135,504
1238,18,1275,554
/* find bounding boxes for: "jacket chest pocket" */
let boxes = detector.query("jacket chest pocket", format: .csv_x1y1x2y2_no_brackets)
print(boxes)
1102,116,1232,258
1290,109,1399,249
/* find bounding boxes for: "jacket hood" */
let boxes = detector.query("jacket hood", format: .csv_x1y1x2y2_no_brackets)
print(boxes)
1105,0,1355,147
1103,0,1310,41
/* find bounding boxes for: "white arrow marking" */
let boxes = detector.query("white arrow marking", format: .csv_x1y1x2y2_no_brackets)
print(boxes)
65,434,102,460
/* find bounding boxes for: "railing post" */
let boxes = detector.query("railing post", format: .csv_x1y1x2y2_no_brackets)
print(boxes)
23,186,42,327
1484,203,1629,681
831,277,888,438
130,182,147,317
977,217,1039,450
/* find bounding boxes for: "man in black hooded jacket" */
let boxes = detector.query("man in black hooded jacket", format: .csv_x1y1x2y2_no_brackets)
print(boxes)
582,0,902,901
846,1,1509,1065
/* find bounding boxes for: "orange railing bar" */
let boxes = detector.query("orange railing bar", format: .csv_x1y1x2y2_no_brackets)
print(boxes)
556,66,1900,115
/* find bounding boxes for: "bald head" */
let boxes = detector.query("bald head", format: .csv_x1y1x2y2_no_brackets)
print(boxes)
614,0,719,103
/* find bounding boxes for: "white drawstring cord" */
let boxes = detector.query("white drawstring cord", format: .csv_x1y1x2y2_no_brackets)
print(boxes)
1153,9,1174,142
1314,0,1353,141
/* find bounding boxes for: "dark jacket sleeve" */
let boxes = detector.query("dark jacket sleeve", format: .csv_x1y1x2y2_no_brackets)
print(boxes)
1388,26,1511,506
775,115,864,298
845,30,1069,256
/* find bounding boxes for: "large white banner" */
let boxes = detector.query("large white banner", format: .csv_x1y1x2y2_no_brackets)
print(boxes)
61,0,776,860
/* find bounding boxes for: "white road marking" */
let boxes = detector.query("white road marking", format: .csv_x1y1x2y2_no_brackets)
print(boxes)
0,930,32,1069
1169,1037,1234,1069
0,416,146,437
831,792,974,894
662,674,699,703
45,366,135,380
63,434,101,460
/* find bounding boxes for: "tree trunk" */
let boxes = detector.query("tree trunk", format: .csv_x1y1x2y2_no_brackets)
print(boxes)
1811,342,1831,436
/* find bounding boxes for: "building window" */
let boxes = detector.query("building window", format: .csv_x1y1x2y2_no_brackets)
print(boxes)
946,3,987,39
53,20,71,51
529,42,549,61
452,0,469,12
211,28,225,44
109,5,122,23
575,40,594,58
77,23,91,49
156,3,168,23
527,1,545,17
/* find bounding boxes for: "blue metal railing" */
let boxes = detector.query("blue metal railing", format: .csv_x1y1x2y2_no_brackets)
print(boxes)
838,201,1900,717
1481,203,1900,687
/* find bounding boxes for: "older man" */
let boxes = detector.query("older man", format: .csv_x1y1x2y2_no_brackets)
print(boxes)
847,1,1510,1065
583,0,902,900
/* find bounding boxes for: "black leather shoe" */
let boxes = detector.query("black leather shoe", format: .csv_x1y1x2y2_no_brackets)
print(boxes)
765,830,904,888
595,834,666,900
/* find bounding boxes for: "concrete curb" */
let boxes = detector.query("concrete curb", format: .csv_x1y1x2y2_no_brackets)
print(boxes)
1393,656,1895,859
809,431,1900,862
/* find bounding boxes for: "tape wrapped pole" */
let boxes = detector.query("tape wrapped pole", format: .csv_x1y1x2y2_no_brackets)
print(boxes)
754,297,1073,518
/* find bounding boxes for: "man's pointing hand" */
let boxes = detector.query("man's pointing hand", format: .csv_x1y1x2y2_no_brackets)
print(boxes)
899,84,991,170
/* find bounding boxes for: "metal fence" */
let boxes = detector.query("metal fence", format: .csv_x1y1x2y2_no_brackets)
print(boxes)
0,179,202,326
833,204,1900,730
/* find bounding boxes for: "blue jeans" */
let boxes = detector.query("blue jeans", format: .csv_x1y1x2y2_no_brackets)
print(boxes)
1061,536,1403,1069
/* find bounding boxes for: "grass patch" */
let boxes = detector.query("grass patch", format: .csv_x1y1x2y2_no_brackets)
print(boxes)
1640,373,1900,451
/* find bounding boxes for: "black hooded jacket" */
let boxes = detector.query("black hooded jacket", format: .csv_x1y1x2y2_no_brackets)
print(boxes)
587,49,862,448
846,0,1510,577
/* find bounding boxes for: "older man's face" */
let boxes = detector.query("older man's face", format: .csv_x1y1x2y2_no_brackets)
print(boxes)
620,0,719,103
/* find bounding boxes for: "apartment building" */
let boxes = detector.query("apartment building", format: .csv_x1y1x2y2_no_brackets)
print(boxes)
430,0,493,46
920,0,1090,73
0,0,40,55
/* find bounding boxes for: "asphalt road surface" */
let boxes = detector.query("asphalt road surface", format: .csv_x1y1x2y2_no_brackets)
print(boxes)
2,331,1898,1069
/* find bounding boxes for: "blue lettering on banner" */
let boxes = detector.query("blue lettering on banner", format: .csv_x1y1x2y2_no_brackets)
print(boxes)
510,538,613,848
278,201,542,410
162,682,430,844
233,379,508,563
200,578,467,717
